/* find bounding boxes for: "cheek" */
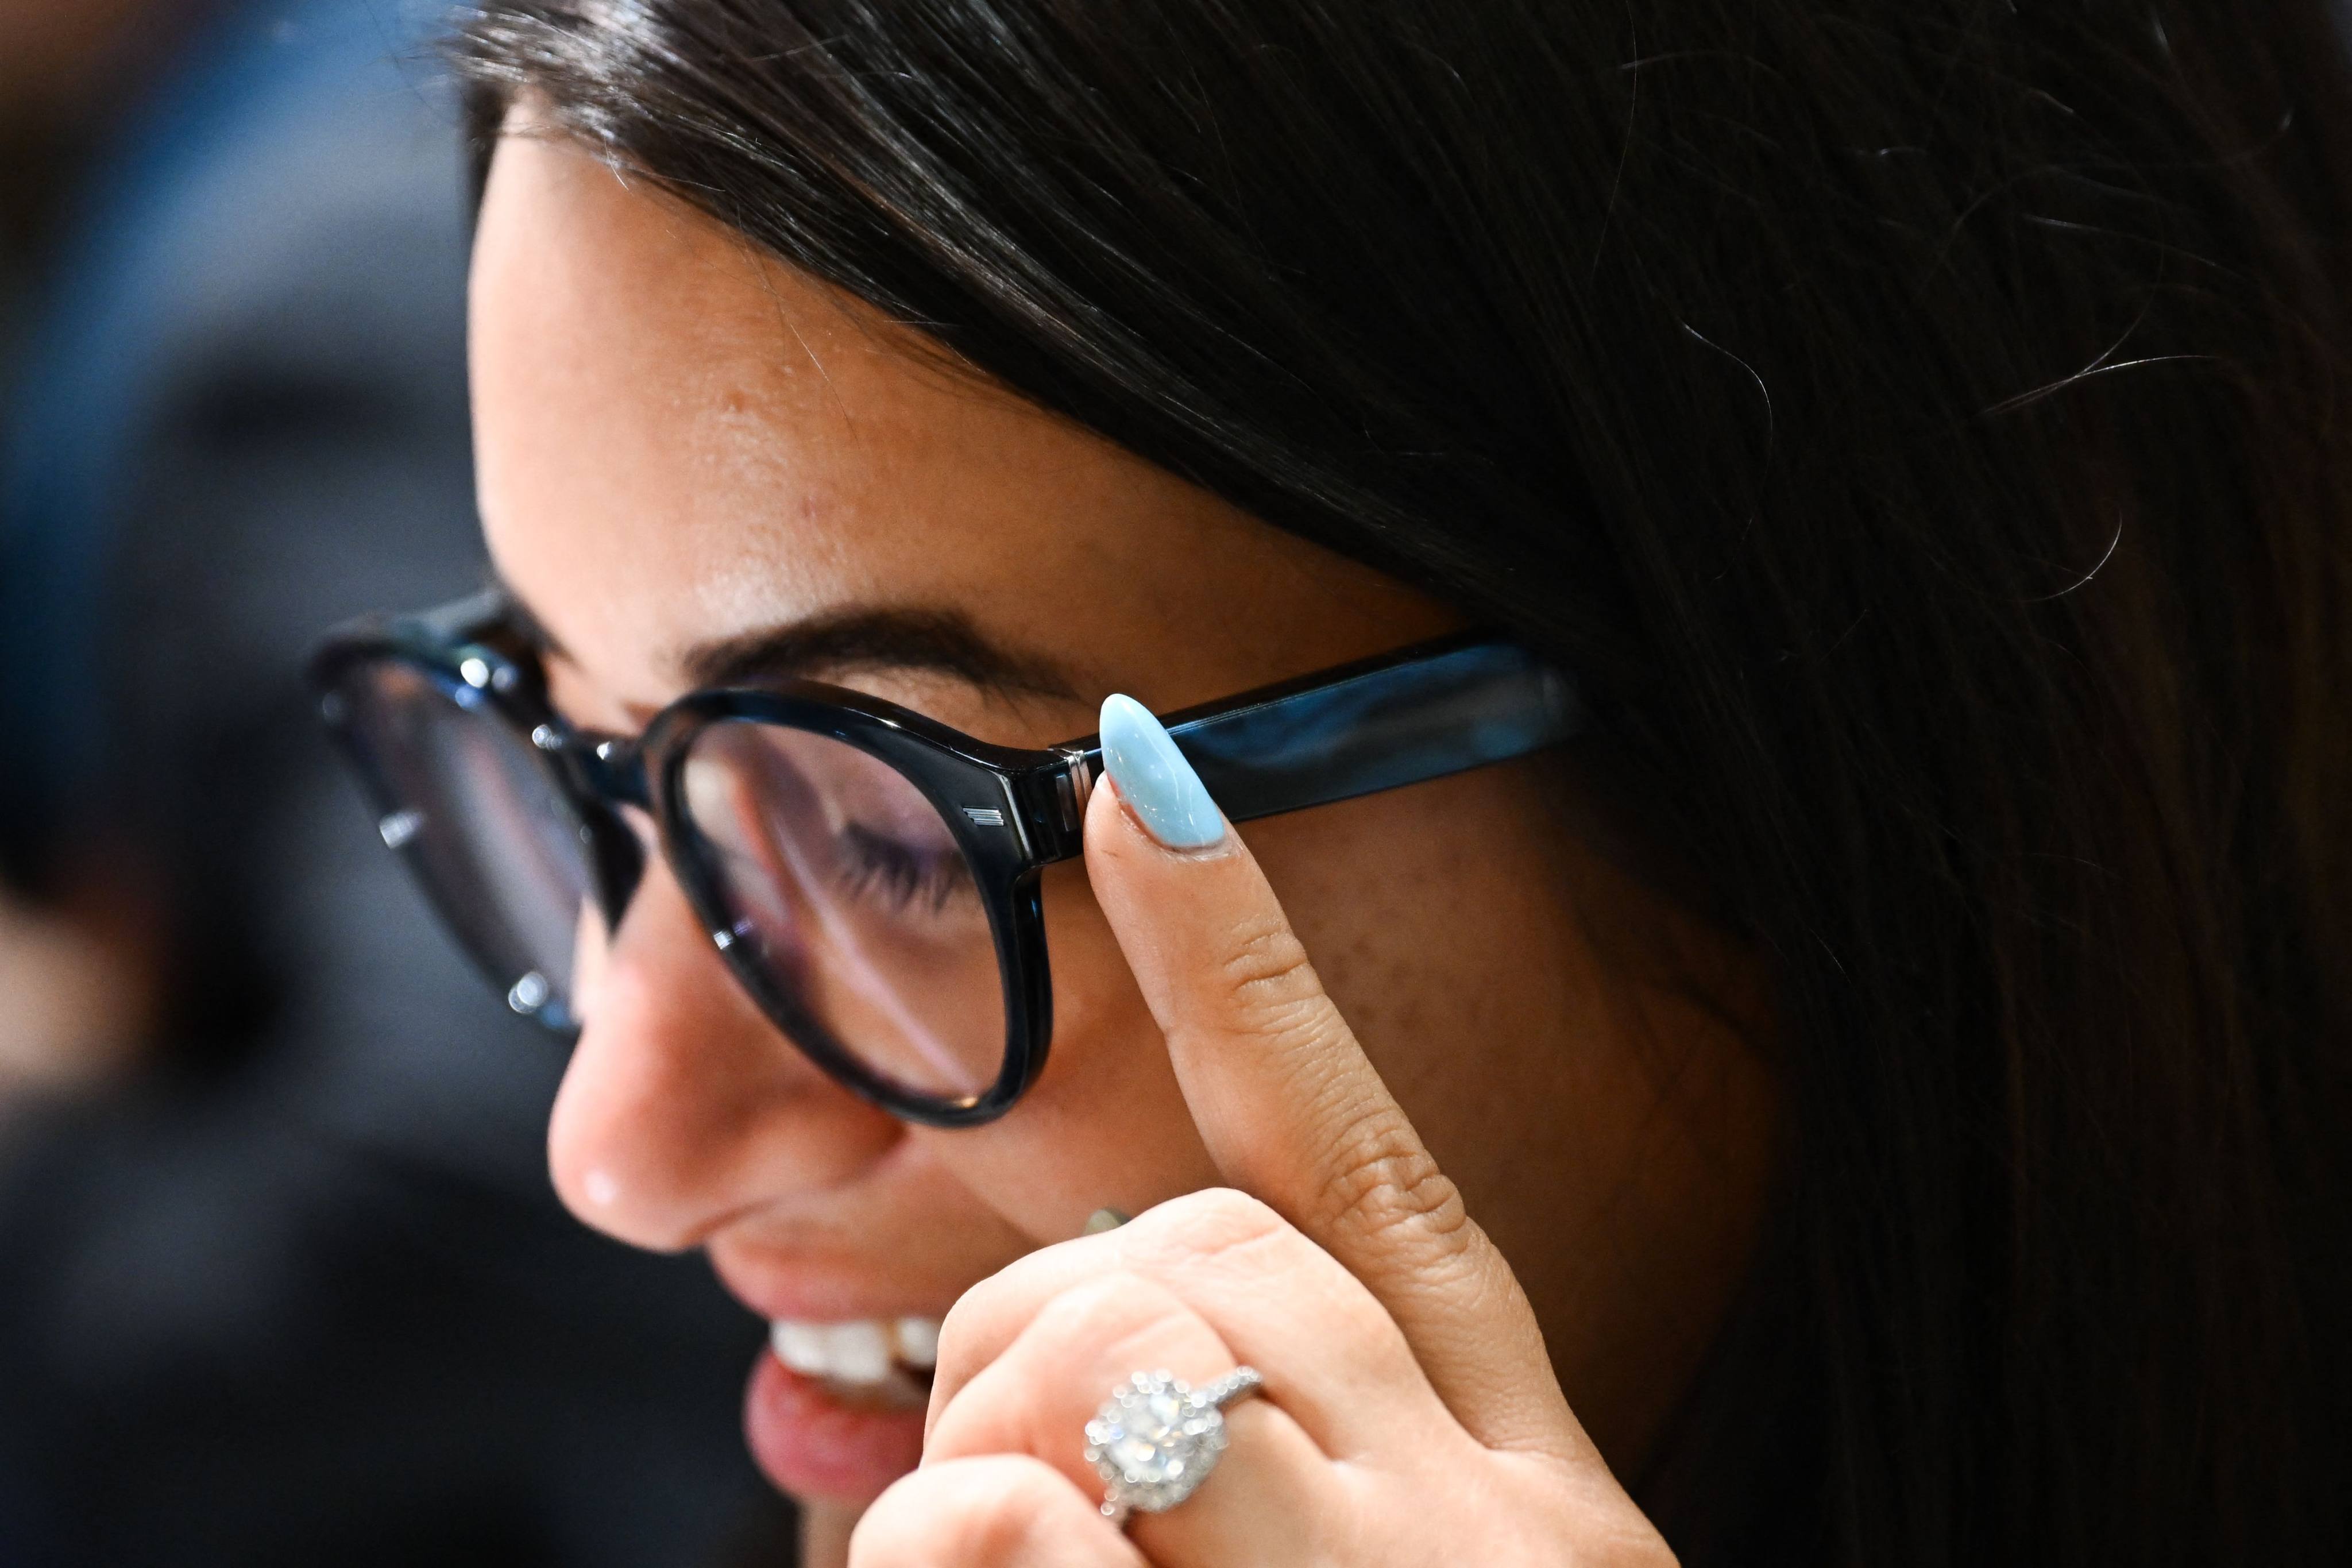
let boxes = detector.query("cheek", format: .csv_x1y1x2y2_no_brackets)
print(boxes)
1238,801,1468,1077
1238,773,1600,1175
918,782,1567,1248
914,860,1221,1240
570,899,611,1022
544,862,901,1248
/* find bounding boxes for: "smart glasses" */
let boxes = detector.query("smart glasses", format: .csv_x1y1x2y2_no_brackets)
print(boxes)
308,593,1582,1126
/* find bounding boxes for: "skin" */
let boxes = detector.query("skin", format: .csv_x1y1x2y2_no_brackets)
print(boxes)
473,123,1781,1562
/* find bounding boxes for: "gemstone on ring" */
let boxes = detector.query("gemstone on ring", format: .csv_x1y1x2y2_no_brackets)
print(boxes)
1083,1367,1262,1522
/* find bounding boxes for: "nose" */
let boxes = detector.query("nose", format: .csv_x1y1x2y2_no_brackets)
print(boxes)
546,854,899,1251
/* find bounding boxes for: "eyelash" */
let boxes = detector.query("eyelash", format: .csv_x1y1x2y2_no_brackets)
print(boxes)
834,822,972,914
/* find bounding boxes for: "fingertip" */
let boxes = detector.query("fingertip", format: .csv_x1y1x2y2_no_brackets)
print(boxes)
1097,693,1227,851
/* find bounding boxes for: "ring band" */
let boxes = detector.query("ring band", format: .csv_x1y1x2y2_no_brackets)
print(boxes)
1084,1366,1264,1524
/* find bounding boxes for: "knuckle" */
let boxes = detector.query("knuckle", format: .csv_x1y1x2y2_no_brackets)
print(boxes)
1013,1273,1227,1409
854,1459,1075,1568
929,1242,1122,1385
1034,1269,1189,1354
1320,1108,1474,1257
1141,1186,1288,1260
1138,1188,1400,1362
957,1466,1082,1562
1214,913,1332,1035
931,1285,994,1386
846,1480,930,1568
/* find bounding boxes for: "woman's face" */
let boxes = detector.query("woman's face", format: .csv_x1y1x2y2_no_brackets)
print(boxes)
471,129,1779,1508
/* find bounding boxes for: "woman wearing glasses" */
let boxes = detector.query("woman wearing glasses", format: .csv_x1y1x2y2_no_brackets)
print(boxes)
317,3,2349,1563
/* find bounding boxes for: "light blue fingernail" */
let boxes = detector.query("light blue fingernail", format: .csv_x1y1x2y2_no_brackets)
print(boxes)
1098,694,1226,850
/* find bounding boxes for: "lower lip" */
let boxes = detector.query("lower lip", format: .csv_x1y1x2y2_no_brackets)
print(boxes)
744,1350,929,1505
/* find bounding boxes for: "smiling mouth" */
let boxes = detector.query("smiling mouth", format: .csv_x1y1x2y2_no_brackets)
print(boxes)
769,1315,941,1406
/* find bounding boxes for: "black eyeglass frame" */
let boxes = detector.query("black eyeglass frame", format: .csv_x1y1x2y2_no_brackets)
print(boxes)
310,592,1584,1127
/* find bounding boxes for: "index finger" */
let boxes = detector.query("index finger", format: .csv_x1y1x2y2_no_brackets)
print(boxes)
1083,694,1583,1459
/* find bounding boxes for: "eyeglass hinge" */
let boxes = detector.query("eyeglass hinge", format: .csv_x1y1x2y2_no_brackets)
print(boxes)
1016,748,1096,863
1059,747,1095,822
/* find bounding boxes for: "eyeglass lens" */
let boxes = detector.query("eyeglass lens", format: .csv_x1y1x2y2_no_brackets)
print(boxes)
342,658,1013,1106
675,721,1007,1103
341,663,598,1027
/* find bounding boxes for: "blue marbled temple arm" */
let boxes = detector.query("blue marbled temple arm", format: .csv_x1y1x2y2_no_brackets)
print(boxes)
1060,636,1584,831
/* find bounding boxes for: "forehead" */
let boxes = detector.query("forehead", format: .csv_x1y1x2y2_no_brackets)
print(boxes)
467,129,1447,722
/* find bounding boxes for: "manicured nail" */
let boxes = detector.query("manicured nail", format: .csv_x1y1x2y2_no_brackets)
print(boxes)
1098,694,1226,850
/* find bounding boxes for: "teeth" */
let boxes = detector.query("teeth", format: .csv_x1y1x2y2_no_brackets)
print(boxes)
823,1319,894,1384
769,1315,943,1385
768,1320,831,1377
893,1315,940,1370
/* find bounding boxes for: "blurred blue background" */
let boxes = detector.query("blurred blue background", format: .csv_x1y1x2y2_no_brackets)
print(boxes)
0,2,788,1561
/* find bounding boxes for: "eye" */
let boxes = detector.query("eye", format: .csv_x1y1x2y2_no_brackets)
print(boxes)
832,821,975,914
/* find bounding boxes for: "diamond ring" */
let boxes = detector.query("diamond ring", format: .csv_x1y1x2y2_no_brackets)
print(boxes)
1083,1366,1264,1524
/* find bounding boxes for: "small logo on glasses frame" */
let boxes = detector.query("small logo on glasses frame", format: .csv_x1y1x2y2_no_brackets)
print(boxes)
961,806,1006,828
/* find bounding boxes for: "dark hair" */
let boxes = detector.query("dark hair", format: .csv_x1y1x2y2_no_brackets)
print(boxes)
450,3,2352,1561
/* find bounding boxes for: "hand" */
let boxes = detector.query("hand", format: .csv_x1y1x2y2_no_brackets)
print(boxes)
849,698,1675,1567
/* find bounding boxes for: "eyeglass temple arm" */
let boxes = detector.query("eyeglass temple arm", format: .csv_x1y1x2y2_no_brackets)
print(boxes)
1041,638,1582,851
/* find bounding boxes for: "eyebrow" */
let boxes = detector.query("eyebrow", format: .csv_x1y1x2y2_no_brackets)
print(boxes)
678,607,1079,699
489,574,1076,702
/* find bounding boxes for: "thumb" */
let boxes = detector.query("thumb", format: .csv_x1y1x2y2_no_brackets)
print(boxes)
1081,693,1584,1458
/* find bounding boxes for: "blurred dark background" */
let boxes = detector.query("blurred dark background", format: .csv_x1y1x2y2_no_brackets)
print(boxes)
0,1,791,1561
